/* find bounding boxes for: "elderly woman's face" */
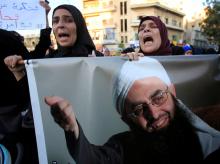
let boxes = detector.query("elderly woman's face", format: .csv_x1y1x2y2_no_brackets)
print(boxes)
125,77,175,133
52,9,77,47
138,20,161,54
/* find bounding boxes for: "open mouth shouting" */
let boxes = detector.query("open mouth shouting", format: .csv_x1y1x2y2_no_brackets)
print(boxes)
143,36,154,46
55,30,76,47
58,32,70,41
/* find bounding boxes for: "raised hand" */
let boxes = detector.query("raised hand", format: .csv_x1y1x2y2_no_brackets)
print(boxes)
45,96,79,139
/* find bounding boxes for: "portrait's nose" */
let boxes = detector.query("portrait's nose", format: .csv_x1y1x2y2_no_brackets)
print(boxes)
147,105,160,120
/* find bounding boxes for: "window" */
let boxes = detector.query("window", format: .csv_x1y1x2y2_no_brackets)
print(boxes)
124,1,127,15
120,2,123,15
172,35,177,41
135,33,138,40
124,19,127,32
172,20,177,26
125,36,128,43
165,18,169,24
121,36,124,43
121,19,123,32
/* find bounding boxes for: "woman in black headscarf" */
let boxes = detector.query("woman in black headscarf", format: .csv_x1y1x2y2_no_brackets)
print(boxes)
48,4,103,57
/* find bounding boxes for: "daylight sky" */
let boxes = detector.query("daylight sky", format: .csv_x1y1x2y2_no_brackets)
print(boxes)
181,0,207,19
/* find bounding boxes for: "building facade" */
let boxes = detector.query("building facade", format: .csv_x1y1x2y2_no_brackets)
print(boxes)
82,0,185,49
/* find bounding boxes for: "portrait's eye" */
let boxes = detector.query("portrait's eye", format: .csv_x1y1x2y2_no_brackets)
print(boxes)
151,92,164,105
133,104,144,116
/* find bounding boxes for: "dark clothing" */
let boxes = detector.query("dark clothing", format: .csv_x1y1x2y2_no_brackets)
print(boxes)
0,29,37,163
0,76,30,134
29,28,52,59
138,16,172,56
0,29,30,107
65,106,204,164
47,49,103,58
171,46,184,55
0,27,51,132
121,47,135,54
203,147,220,163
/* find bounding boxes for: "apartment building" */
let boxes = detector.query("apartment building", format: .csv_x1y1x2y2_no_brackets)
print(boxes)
184,9,211,49
83,0,184,48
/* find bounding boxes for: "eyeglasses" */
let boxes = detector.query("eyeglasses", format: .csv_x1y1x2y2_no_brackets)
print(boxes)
127,87,169,119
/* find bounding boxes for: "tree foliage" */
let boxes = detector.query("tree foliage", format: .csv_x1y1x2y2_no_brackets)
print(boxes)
200,0,220,44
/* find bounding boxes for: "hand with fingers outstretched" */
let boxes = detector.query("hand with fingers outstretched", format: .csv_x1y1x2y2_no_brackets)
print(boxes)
45,96,79,139
4,55,25,81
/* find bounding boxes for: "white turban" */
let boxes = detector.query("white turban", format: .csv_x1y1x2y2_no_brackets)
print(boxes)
113,57,171,115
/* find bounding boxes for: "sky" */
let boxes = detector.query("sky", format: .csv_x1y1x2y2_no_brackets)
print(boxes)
181,0,207,19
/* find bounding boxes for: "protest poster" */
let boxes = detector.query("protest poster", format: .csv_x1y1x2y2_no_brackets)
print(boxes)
25,55,220,163
0,0,45,30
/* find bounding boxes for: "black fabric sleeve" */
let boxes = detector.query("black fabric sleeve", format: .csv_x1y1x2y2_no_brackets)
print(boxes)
95,50,104,57
65,124,123,164
30,28,52,59
17,75,30,111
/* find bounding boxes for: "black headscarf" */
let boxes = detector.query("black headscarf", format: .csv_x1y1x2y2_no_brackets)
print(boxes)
138,16,172,56
51,5,96,57
0,29,29,60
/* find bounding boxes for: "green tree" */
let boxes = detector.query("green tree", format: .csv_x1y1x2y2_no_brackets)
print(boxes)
200,0,220,45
